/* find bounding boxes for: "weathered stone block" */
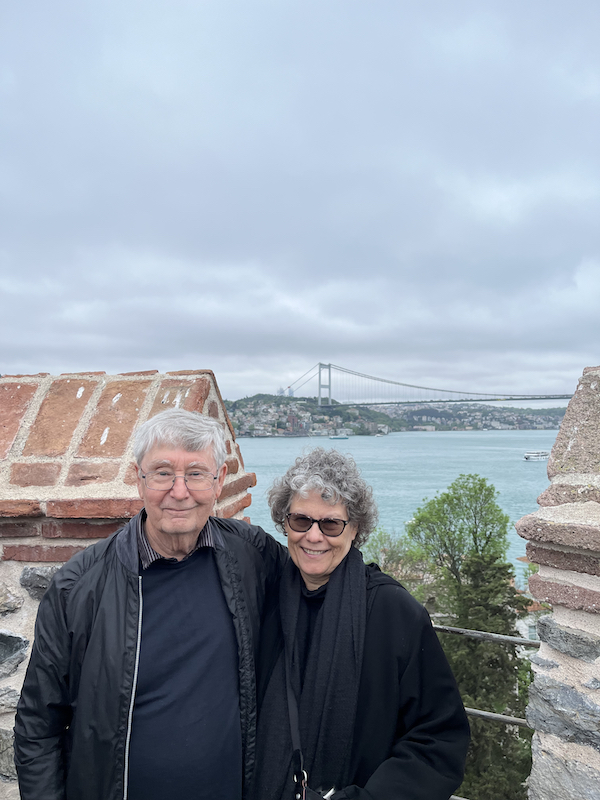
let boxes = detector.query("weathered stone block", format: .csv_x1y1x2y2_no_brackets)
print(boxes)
530,653,558,669
529,574,600,615
0,631,29,678
22,378,94,457
208,401,219,419
527,542,600,577
19,565,61,600
516,502,600,551
10,462,61,487
0,728,17,780
65,462,120,486
0,583,23,616
77,379,152,458
0,687,20,712
0,382,39,459
528,734,600,800
527,674,600,750
539,483,600,507
548,367,600,478
537,615,600,662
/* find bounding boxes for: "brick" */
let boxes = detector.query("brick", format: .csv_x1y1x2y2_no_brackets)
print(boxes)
529,574,600,614
148,378,211,418
119,370,159,376
2,373,49,378
2,544,86,562
42,520,124,539
219,473,257,501
0,501,42,518
548,368,600,477
226,458,239,475
527,542,600,576
65,462,119,486
235,443,245,470
209,373,235,439
0,382,39,458
22,378,94,457
46,499,143,519
77,379,152,458
123,462,138,485
60,371,105,376
225,441,232,455
217,493,252,519
515,503,600,551
538,484,600,506
0,521,41,538
10,462,61,487
166,370,213,376
208,401,219,419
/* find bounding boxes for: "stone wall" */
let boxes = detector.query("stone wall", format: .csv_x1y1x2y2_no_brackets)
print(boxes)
0,369,255,795
516,365,600,800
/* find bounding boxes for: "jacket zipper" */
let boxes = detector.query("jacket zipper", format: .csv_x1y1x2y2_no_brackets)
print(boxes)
123,575,143,800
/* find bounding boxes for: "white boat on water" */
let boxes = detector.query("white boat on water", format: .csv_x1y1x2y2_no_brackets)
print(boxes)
329,434,349,439
524,451,550,461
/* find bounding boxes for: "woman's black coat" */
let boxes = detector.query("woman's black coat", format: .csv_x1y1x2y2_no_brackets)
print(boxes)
257,561,470,800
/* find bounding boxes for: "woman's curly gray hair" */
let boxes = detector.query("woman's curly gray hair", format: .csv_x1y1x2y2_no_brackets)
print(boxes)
268,447,378,548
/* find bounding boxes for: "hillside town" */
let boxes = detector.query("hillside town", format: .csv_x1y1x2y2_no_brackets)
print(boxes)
224,395,565,437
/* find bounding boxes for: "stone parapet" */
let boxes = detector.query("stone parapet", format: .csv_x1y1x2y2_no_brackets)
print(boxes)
528,734,600,800
516,365,600,799
0,369,257,791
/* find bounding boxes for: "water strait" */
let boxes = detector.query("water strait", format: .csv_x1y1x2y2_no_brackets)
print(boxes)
239,429,559,586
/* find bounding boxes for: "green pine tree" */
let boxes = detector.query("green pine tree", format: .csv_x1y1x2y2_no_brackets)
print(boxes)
402,475,533,800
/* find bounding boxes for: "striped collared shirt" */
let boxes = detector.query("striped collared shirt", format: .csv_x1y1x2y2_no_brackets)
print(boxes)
137,518,215,570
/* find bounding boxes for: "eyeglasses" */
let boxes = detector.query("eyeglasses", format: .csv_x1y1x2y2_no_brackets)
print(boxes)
140,469,218,492
285,512,350,537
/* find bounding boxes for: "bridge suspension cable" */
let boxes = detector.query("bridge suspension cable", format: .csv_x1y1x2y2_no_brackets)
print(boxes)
286,363,572,406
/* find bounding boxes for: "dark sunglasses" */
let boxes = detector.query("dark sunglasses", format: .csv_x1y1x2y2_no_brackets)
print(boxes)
285,512,350,537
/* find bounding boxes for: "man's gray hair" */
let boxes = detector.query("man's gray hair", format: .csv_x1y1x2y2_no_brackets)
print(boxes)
267,447,378,548
133,408,227,468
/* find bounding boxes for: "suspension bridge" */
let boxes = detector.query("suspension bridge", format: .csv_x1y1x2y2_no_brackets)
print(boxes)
284,363,573,407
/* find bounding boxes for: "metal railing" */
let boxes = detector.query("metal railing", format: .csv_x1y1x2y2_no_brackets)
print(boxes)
433,623,539,800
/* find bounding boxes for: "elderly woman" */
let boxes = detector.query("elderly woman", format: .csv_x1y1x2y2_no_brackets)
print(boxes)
251,448,469,800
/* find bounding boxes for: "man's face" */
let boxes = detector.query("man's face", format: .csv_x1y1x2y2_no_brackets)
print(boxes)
136,445,227,543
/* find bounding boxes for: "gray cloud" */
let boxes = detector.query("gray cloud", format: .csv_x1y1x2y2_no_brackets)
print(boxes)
1,1,599,399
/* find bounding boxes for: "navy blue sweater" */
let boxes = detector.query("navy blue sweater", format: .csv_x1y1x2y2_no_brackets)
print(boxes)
127,548,242,800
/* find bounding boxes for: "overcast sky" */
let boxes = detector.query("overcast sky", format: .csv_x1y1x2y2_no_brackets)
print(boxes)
1,1,599,400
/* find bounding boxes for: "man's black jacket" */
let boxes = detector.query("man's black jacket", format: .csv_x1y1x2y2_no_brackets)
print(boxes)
14,511,287,800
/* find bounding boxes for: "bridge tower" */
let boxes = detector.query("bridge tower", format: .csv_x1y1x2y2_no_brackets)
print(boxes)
318,362,331,406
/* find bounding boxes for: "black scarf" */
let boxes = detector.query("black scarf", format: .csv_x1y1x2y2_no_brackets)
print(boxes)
252,546,367,800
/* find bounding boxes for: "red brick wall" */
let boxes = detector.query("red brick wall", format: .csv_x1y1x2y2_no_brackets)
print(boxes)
0,370,254,562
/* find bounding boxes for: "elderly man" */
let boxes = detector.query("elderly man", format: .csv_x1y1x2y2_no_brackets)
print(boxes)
14,408,286,800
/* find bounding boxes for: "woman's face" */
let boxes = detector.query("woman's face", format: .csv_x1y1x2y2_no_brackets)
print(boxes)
285,490,358,590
